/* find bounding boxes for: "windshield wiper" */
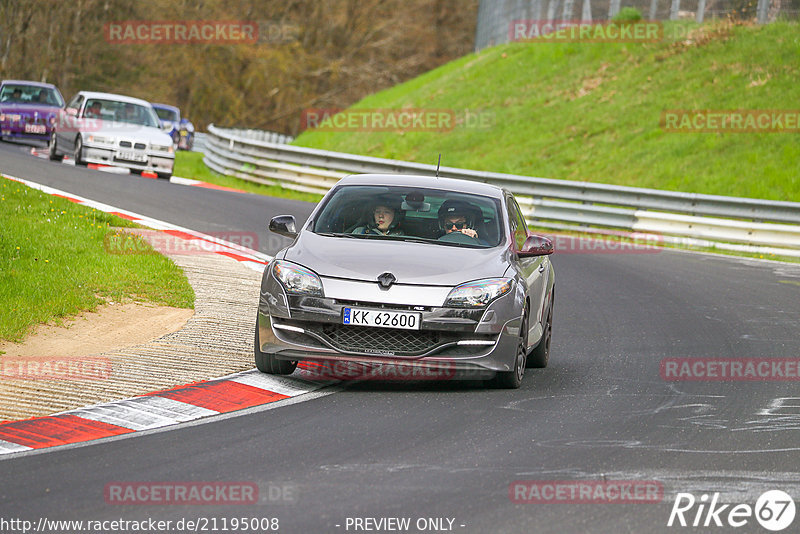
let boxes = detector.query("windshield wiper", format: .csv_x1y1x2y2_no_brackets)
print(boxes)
393,236,431,245
315,232,370,239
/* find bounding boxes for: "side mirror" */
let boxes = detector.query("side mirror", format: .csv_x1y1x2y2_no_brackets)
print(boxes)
519,235,554,257
66,107,77,116
269,215,298,238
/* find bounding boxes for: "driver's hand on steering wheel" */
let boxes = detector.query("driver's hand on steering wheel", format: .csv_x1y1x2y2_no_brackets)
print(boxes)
459,228,478,238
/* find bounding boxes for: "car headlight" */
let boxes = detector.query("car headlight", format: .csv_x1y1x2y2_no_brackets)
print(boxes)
273,260,323,296
151,144,174,153
443,278,512,308
87,135,114,144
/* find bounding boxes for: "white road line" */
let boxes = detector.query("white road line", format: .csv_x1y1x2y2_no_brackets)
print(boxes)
170,176,203,186
231,370,333,396
0,440,33,454
64,396,218,431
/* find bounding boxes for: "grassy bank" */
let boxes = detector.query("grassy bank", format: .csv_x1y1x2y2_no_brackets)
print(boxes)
293,20,799,201
0,178,194,343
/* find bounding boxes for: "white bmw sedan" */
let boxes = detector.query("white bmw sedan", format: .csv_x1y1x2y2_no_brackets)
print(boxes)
50,91,175,179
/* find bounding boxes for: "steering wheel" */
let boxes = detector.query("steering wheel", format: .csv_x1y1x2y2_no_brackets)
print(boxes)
438,231,479,244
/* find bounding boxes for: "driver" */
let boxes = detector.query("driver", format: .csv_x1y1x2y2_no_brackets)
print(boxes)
438,199,479,240
123,103,139,122
84,101,102,118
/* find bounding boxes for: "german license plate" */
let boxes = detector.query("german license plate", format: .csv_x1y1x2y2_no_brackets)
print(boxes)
343,308,421,330
24,123,46,134
116,150,147,162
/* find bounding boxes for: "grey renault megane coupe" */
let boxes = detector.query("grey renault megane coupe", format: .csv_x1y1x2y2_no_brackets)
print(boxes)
255,174,555,388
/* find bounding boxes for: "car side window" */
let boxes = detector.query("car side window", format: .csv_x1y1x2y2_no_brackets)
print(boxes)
507,198,528,250
66,94,83,114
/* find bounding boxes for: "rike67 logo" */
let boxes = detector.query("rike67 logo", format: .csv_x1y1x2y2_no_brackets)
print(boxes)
668,490,796,531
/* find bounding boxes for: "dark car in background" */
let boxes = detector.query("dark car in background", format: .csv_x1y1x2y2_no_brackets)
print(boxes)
0,80,65,143
151,102,194,150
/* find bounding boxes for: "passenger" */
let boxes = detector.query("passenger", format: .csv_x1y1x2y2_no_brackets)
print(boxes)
352,200,404,236
36,90,49,104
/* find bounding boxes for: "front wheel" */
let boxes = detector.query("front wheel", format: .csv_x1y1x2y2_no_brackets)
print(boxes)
527,301,553,368
157,172,172,180
49,132,63,161
74,136,86,165
254,322,297,375
490,312,527,389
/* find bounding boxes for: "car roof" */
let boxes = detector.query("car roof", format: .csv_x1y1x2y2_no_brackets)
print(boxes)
151,102,179,112
1,80,59,90
336,173,505,198
76,91,153,107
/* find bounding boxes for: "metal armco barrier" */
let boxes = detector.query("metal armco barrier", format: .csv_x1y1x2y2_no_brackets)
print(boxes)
204,124,800,255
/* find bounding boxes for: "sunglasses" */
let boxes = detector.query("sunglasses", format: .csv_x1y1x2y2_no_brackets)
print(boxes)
446,221,468,230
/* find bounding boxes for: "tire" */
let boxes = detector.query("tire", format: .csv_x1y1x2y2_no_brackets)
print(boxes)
490,311,527,389
254,322,297,375
49,132,63,161
74,136,86,165
157,172,172,180
527,297,553,369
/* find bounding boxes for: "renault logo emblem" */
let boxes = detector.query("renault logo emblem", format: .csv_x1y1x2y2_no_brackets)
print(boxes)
377,272,396,288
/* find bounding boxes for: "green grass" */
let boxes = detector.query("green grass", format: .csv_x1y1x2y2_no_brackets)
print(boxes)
0,178,194,343
174,151,323,203
293,20,800,202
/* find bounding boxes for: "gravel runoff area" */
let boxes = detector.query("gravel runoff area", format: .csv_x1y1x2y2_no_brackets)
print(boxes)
0,253,262,422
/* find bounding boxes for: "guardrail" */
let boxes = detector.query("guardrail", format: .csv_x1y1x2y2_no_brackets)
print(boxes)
203,124,800,256
191,132,206,153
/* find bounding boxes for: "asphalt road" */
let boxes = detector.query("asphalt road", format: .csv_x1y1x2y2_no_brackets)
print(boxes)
2,141,800,534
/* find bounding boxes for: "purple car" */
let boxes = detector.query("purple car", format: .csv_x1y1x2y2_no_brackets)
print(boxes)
0,80,65,143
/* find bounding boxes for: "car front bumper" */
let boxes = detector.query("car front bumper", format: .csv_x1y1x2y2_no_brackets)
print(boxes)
82,144,175,173
257,272,524,378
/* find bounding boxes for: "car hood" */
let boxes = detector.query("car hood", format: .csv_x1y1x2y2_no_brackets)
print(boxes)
0,103,59,116
282,230,511,286
93,122,173,145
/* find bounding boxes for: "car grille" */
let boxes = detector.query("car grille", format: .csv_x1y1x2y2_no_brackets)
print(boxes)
119,141,132,147
134,142,146,149
315,324,442,355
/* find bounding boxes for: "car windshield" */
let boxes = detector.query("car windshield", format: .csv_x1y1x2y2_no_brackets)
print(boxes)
84,99,160,127
0,84,64,106
312,185,504,248
154,107,179,121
